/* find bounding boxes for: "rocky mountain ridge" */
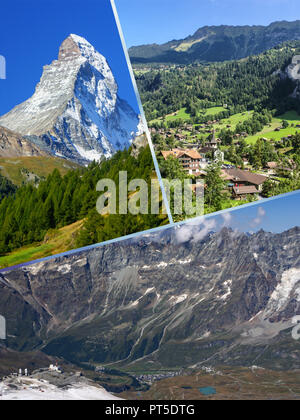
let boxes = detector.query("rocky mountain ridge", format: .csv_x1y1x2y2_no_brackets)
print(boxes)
0,226,299,370
129,20,300,64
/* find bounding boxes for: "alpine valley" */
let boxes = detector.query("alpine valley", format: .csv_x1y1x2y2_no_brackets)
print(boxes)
0,225,299,399
133,24,300,220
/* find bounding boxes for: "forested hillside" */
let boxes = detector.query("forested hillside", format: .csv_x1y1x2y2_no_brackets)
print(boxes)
136,42,300,121
0,146,166,256
0,174,16,201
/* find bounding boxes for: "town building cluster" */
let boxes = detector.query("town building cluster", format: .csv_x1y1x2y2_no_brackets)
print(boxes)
159,128,269,200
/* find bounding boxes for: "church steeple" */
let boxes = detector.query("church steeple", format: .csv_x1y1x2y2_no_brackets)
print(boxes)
212,128,216,142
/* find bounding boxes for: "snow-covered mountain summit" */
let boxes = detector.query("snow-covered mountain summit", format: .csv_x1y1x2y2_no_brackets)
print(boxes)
0,34,144,164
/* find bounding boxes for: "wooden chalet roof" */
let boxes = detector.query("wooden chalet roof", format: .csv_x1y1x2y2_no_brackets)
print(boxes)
233,185,259,195
224,168,267,186
161,149,202,160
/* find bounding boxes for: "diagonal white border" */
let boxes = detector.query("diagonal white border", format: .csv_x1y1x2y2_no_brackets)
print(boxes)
110,0,174,224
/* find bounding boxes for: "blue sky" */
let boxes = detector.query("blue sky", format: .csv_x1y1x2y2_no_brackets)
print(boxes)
0,0,139,116
224,192,300,233
115,0,300,47
174,191,300,244
205,191,300,234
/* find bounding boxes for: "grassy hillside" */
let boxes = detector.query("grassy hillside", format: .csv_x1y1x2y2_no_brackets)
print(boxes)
245,110,300,144
0,220,83,269
151,106,228,124
150,104,300,146
0,156,81,186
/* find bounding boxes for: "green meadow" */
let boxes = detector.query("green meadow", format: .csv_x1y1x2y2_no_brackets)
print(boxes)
0,220,83,269
0,156,81,186
245,111,300,144
216,111,254,131
151,106,227,124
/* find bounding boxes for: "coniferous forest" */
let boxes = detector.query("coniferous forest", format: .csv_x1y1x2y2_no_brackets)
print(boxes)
0,174,16,201
0,146,166,256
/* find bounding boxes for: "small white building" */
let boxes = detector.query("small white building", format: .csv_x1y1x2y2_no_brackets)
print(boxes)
49,364,62,373
214,149,224,163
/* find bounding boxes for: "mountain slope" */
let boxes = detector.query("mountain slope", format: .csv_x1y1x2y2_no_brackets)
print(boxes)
0,126,45,158
0,35,143,165
136,43,300,121
0,226,299,370
129,20,300,64
0,156,81,187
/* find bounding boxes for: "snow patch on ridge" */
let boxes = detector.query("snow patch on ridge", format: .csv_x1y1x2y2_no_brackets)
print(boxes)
265,268,300,314
178,258,192,265
26,262,46,275
157,262,168,268
218,280,232,301
74,145,103,162
169,294,188,305
129,287,156,307
57,264,72,274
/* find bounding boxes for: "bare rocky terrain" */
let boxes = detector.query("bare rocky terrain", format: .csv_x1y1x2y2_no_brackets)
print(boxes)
0,126,45,158
0,226,299,372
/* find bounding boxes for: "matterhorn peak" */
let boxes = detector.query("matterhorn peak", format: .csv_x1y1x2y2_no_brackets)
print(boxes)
58,34,113,79
58,34,83,61
0,34,143,165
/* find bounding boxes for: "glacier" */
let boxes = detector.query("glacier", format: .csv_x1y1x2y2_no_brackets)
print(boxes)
0,34,144,164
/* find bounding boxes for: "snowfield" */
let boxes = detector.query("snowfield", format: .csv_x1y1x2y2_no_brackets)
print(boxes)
0,378,121,401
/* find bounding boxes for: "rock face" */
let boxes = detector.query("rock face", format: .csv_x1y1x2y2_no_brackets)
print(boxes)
287,55,300,81
130,133,148,158
0,227,299,370
286,55,300,99
0,34,143,165
129,20,300,64
0,126,45,158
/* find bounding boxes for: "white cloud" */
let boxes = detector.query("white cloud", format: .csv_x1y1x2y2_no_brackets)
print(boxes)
176,218,217,243
251,206,266,227
221,211,233,226
176,222,197,244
